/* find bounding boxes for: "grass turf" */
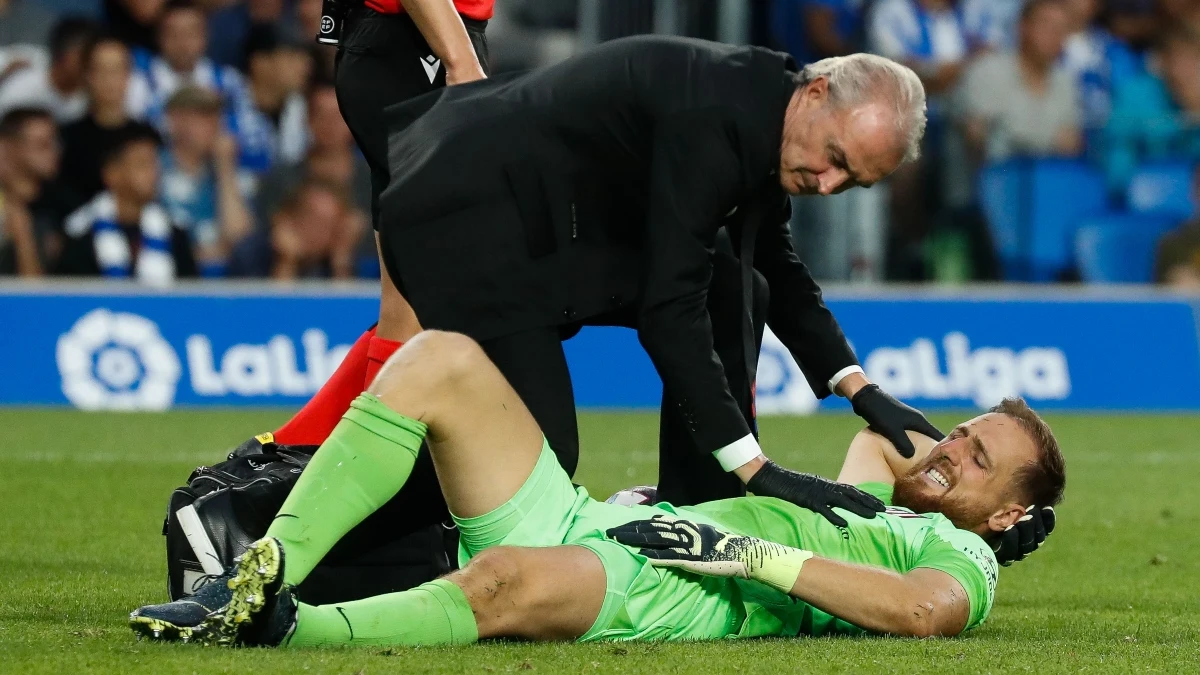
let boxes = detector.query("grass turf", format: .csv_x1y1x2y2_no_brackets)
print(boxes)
0,409,1197,674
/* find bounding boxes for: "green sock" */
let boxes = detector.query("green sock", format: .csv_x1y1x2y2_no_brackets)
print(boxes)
285,578,479,648
265,393,427,586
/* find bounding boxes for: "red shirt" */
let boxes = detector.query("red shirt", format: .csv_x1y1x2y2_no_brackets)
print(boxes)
365,0,494,21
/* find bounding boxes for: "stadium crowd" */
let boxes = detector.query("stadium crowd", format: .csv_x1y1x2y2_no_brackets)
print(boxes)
1,0,1199,286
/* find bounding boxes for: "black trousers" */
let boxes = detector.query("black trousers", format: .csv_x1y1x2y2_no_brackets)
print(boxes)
334,8,490,229
328,9,494,539
488,244,769,506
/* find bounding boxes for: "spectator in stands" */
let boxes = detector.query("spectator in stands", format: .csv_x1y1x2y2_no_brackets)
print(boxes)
1104,29,1200,193
256,81,369,234
160,87,252,276
294,0,335,77
206,0,308,69
59,36,156,210
0,0,56,48
957,0,1082,165
868,0,972,97
0,19,98,124
770,0,866,63
961,0,1027,51
1102,0,1160,53
104,0,167,52
127,0,247,128
57,126,196,283
0,107,71,272
1155,165,1200,287
269,178,363,280
293,0,325,44
1060,0,1141,134
869,0,973,279
230,27,308,177
0,122,39,275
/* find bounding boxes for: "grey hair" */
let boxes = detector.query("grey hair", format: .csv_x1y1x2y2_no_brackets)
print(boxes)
796,53,928,164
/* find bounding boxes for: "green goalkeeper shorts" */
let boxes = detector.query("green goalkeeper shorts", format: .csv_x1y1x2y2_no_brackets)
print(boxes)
451,440,750,642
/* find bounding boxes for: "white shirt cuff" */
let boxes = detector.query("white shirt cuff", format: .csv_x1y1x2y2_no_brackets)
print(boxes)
713,434,764,472
827,365,865,395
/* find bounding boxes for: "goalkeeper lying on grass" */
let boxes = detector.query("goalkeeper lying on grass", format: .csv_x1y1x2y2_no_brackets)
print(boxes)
130,330,1065,645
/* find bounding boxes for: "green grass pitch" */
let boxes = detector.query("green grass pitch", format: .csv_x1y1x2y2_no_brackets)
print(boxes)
1,409,1198,674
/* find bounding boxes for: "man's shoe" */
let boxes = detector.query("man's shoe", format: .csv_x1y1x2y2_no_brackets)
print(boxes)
201,537,287,646
129,568,235,642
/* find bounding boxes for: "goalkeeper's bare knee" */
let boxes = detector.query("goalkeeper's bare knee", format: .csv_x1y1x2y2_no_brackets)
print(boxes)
449,546,604,642
368,330,487,404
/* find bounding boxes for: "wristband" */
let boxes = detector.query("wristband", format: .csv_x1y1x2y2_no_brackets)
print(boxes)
752,544,815,594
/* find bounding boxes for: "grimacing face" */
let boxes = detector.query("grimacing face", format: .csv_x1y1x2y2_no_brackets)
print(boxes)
891,413,1038,538
778,76,906,196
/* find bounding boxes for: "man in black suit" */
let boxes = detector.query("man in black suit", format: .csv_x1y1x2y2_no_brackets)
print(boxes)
378,35,941,521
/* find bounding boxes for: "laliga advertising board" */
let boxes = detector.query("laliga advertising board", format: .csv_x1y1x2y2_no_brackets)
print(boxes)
1,285,1199,412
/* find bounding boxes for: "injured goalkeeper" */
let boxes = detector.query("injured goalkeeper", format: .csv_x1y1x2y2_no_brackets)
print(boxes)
130,330,1066,645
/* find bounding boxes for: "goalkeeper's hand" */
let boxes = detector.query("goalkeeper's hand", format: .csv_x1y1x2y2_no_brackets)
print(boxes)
993,505,1056,566
606,515,813,594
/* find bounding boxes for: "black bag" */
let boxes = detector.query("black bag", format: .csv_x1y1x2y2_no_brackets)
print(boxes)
163,433,458,606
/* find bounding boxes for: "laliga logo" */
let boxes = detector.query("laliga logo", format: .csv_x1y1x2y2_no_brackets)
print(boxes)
864,332,1071,408
752,329,1071,414
56,308,182,410
56,309,353,409
185,331,350,396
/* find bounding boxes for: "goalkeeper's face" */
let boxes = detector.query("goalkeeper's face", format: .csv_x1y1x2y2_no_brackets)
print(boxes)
891,412,1037,537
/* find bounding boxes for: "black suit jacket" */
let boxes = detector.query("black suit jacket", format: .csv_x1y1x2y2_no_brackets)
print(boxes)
380,35,858,455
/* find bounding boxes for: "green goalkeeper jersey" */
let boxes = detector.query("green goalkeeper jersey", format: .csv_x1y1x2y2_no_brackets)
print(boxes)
672,482,999,637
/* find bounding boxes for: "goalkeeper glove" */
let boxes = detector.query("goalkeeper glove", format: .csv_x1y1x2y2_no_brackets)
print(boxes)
607,515,813,594
993,505,1055,566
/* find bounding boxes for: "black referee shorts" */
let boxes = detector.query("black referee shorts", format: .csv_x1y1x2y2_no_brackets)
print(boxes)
334,8,489,229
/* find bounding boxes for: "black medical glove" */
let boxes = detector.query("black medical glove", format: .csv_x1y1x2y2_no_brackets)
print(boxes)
745,460,885,528
993,506,1056,566
851,384,944,458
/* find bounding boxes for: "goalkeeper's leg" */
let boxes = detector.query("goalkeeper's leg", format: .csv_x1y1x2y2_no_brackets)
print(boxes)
286,545,605,647
264,329,553,587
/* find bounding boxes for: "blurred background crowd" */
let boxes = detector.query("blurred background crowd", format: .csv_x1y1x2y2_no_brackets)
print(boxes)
2,0,1200,287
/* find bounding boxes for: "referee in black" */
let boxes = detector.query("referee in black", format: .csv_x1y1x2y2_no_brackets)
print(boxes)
309,0,492,587
326,0,491,343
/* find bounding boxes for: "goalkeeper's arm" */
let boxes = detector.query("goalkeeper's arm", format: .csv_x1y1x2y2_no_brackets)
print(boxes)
720,535,971,637
782,555,970,637
609,517,970,637
835,428,940,487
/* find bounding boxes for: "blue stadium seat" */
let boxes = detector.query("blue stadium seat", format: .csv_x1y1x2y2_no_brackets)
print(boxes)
356,256,382,279
978,161,1025,277
1127,161,1195,220
1075,213,1179,283
979,159,1109,281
